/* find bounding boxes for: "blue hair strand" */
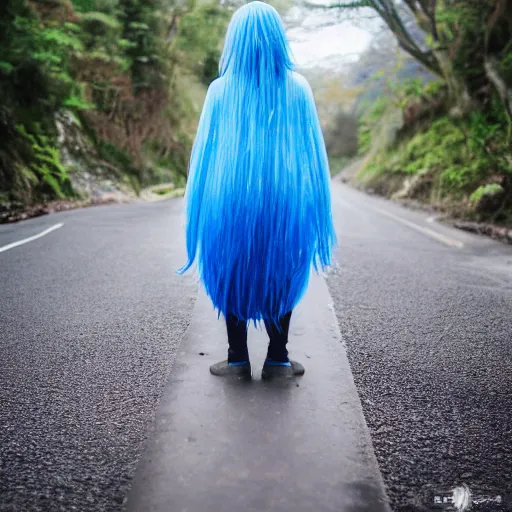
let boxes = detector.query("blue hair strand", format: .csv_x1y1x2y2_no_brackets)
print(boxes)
178,1,337,327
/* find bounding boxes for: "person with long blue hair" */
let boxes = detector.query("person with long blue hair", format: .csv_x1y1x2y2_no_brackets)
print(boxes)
178,1,336,379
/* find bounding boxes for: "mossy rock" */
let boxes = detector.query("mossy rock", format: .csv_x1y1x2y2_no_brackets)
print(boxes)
391,170,434,201
470,183,505,215
140,183,185,201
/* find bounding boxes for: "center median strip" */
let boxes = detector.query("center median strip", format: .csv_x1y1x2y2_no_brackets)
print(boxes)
127,275,391,512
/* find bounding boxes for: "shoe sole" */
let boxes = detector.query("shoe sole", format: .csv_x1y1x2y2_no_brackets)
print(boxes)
210,361,252,379
261,360,305,380
261,365,294,380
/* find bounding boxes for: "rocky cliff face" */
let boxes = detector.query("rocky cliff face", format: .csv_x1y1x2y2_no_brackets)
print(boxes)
0,112,136,223
55,112,136,204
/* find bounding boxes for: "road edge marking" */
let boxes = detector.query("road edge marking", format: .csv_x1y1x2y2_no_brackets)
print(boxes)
333,183,465,249
0,223,64,253
366,205,464,249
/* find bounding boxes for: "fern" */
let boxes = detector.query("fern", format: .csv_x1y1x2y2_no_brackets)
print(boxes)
0,61,14,74
470,184,504,204
40,168,65,199
63,95,95,110
81,12,121,31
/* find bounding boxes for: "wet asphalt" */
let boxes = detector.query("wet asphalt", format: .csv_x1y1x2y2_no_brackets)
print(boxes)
327,182,512,511
0,200,196,511
1,184,512,511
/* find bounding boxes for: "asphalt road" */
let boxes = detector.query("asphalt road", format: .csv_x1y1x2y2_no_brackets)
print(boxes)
327,182,512,511
1,184,511,511
0,200,197,512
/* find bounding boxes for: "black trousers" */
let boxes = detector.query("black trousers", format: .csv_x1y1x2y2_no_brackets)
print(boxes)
226,312,292,363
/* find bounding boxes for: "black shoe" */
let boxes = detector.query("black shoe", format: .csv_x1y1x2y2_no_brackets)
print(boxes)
262,359,305,380
209,360,252,379
290,360,305,376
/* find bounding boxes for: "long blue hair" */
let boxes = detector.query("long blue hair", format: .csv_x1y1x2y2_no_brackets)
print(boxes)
178,1,336,326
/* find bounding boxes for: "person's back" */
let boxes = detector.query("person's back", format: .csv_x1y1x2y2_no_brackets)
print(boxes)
179,1,336,379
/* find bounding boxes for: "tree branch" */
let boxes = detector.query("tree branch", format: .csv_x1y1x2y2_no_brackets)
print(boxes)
302,0,443,76
301,1,374,9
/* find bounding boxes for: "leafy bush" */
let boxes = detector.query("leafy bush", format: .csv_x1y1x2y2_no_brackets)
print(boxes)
174,4,231,86
1,0,231,208
358,96,390,154
16,125,72,200
363,108,511,202
470,183,504,204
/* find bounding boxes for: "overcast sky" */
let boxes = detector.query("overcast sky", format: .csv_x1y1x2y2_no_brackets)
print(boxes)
285,6,377,69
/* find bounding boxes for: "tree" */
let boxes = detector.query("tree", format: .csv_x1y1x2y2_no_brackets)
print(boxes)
305,0,512,114
0,0,232,207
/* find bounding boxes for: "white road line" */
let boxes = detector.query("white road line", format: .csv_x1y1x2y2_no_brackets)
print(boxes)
334,186,465,248
367,205,464,249
0,223,63,253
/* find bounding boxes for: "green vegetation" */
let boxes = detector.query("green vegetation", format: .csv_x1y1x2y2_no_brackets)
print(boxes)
4,0,511,226
328,156,359,178
470,184,504,205
358,76,512,222
326,0,512,225
153,186,174,195
0,0,230,212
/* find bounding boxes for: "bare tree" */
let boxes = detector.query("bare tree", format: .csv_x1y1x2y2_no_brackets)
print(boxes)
301,0,482,110
302,1,442,73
